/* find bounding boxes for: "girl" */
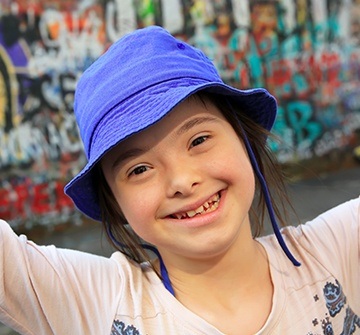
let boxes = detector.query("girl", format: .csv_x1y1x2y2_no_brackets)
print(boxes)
1,26,359,335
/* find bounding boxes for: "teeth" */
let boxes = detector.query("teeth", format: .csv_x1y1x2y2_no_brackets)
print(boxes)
210,193,220,202
195,205,204,214
172,193,220,219
187,210,197,218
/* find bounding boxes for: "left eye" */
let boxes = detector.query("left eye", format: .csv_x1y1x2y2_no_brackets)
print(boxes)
191,135,208,147
130,165,148,176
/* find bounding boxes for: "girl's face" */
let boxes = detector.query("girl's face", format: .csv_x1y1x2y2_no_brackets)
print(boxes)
101,97,255,262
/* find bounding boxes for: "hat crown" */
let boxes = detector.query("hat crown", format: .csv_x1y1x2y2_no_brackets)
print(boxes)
74,26,221,157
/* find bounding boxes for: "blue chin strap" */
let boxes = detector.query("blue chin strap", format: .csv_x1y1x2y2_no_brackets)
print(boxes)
240,130,301,268
141,244,175,296
227,99,301,268
106,225,175,296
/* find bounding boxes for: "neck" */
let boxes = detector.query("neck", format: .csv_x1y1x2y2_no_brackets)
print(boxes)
178,243,266,294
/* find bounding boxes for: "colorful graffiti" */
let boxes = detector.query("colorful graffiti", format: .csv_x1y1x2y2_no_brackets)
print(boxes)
1,0,360,227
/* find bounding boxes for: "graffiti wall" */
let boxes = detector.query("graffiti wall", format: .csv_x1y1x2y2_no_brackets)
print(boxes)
1,0,360,227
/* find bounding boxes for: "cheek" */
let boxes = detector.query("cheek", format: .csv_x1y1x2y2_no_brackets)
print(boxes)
114,188,160,239
221,143,255,197
236,158,255,197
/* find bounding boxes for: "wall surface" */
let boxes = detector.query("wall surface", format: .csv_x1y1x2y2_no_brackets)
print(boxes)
1,0,360,227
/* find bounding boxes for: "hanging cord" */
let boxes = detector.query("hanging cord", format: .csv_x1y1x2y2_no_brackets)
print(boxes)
225,100,301,266
106,224,176,295
241,131,301,266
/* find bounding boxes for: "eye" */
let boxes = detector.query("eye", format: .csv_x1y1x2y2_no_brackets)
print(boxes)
190,135,209,148
129,165,149,176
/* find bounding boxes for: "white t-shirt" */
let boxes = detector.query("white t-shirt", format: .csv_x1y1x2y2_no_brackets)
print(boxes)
1,198,359,334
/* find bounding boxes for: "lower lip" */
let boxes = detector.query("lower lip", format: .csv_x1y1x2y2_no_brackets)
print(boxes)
166,190,226,229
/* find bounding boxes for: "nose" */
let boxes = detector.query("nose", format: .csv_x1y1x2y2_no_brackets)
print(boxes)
165,160,201,198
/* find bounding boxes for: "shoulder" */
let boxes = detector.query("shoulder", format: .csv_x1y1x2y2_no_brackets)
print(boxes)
259,197,359,290
259,197,359,277
0,219,151,286
260,197,359,253
292,197,360,249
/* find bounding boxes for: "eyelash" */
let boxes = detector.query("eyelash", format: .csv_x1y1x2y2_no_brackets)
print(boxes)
129,165,149,176
190,135,209,148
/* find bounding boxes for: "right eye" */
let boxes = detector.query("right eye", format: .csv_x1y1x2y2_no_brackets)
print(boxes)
129,165,149,176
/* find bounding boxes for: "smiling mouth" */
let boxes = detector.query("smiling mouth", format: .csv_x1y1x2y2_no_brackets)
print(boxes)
170,193,221,219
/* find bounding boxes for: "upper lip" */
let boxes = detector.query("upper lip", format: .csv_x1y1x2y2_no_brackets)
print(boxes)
165,191,221,219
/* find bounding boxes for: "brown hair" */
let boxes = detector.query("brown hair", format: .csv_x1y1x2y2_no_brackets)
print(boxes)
94,91,295,266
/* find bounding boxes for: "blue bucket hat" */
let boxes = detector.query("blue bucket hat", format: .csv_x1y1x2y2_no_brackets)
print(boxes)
64,25,300,267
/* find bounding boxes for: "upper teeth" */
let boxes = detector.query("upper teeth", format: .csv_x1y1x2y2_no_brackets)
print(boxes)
172,193,220,219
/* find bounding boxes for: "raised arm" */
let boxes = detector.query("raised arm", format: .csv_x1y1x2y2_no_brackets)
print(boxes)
0,220,121,335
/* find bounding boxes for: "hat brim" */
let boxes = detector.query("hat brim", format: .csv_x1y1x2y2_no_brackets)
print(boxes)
65,80,277,221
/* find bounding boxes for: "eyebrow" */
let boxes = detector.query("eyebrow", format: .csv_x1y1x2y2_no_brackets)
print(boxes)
176,116,220,136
